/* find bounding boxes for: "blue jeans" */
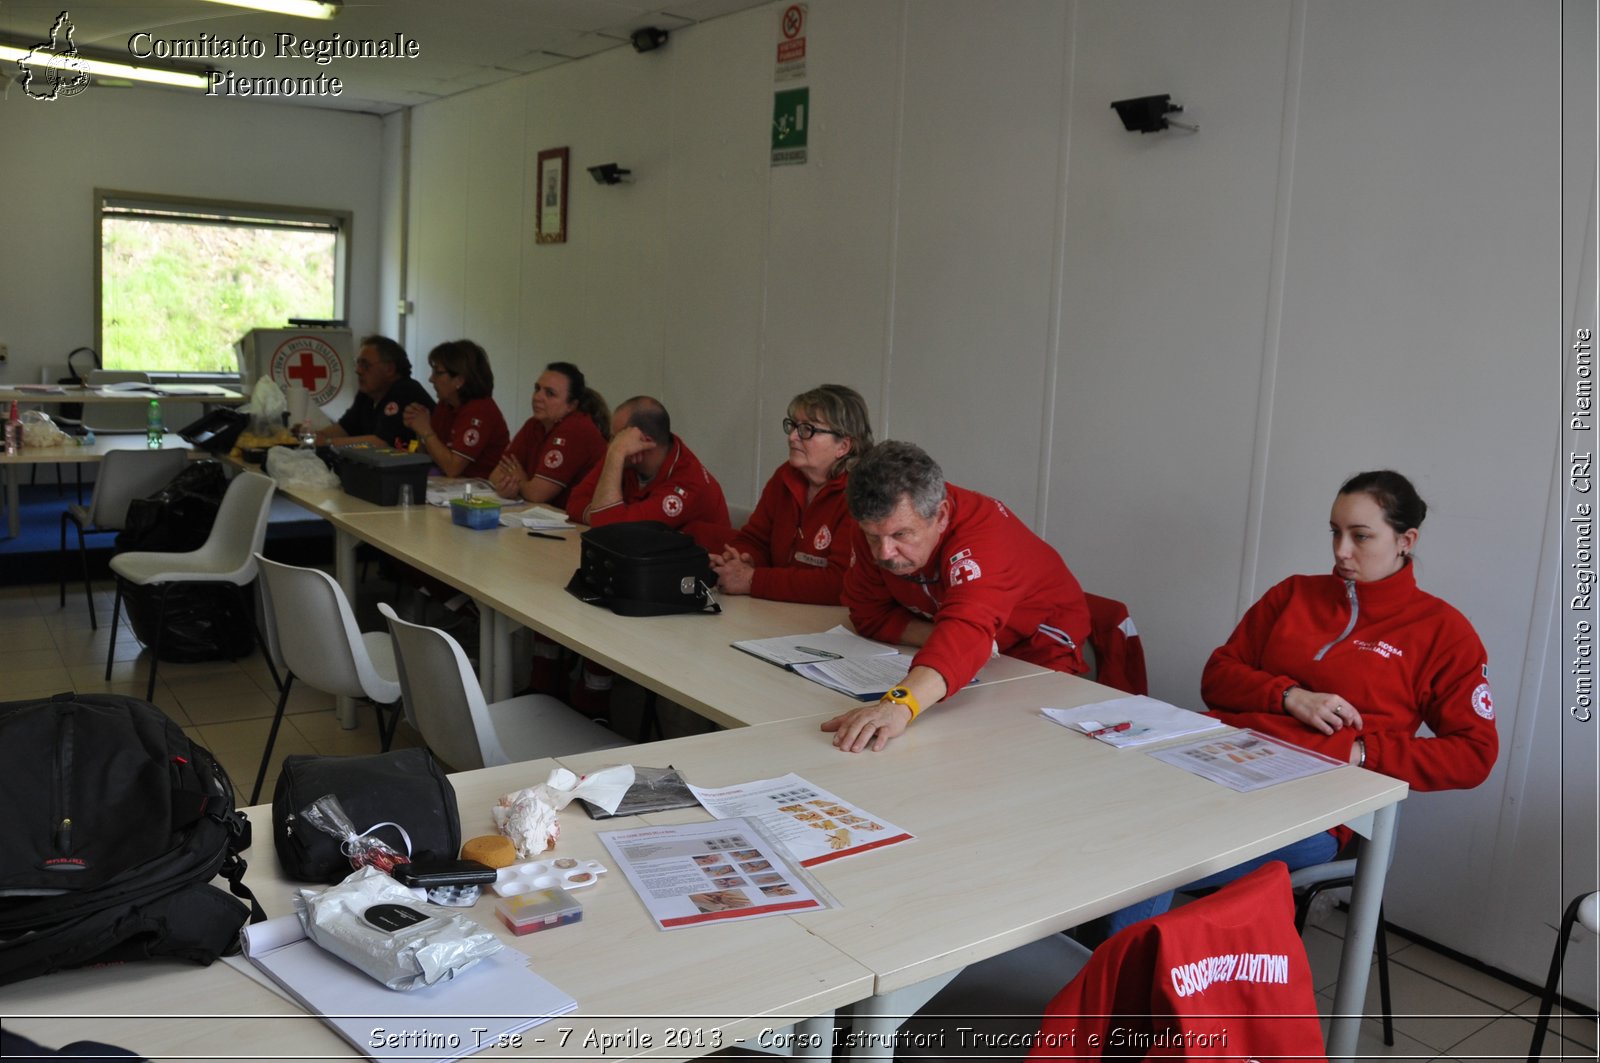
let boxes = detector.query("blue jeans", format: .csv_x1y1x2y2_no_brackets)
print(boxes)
1104,829,1340,938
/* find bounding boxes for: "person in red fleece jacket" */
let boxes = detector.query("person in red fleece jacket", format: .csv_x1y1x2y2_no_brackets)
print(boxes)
1104,469,1497,936
565,395,729,550
708,385,874,605
824,440,1090,753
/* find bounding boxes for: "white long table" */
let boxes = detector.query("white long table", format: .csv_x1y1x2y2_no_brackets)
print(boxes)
272,490,1047,727
253,482,1405,1061
0,432,197,539
3,757,870,1062
556,673,1407,1062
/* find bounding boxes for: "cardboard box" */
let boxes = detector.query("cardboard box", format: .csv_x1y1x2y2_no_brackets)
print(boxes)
334,446,433,506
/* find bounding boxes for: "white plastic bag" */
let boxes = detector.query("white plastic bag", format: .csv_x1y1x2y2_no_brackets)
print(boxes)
19,410,69,448
265,445,340,489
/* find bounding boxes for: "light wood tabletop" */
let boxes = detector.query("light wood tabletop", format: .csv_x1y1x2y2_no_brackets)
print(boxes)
556,671,1408,1059
0,432,200,539
0,385,246,405
4,758,870,1062
315,502,1046,728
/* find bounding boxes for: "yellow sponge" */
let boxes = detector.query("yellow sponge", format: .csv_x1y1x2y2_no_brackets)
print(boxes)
461,834,517,869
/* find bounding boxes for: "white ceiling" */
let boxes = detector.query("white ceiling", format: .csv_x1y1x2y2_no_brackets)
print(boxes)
0,0,774,115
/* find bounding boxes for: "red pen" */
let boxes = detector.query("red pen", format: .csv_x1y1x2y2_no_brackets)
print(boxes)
1085,721,1132,738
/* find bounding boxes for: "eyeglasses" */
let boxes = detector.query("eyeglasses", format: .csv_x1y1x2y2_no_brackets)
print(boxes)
782,417,844,441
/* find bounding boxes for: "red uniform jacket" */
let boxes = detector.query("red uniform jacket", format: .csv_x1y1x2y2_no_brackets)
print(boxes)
504,409,607,512
429,396,509,480
567,435,730,551
1201,564,1497,792
717,464,855,605
1030,862,1327,1062
841,483,1089,694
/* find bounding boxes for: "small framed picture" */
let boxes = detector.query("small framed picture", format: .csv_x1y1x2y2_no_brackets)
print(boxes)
536,147,569,244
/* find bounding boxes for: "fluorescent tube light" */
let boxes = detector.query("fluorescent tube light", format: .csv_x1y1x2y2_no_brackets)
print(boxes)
195,0,342,18
0,43,212,90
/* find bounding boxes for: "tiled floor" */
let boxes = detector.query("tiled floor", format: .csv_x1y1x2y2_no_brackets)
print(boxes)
5,578,1596,1060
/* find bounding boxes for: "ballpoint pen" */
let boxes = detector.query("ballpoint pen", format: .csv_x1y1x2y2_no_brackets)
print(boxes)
526,531,566,541
1084,721,1132,738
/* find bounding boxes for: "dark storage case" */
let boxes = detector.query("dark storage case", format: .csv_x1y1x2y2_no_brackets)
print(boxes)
333,446,433,506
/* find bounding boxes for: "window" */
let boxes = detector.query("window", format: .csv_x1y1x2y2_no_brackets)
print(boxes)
97,191,349,374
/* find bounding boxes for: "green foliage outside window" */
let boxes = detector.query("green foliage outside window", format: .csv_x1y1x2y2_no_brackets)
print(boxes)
101,218,337,373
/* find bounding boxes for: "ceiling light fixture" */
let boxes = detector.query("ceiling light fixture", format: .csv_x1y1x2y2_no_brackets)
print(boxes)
196,0,342,19
0,41,212,90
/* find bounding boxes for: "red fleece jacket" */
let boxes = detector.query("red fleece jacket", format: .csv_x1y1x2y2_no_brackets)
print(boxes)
1201,563,1497,792
841,484,1089,694
714,464,855,605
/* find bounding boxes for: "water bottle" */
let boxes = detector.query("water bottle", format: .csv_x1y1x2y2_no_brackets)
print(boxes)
146,398,163,449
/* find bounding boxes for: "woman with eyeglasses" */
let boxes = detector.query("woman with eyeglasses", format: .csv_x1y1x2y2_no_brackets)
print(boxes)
402,339,510,480
708,385,874,604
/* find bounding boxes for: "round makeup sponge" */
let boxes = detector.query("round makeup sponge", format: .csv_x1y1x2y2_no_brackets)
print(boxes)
461,834,517,869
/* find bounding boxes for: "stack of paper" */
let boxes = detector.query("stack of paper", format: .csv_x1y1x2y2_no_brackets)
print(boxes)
733,626,912,699
240,915,575,1063
1041,695,1227,747
500,504,575,531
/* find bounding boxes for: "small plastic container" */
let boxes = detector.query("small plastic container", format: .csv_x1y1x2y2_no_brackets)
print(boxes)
496,886,582,936
449,496,503,529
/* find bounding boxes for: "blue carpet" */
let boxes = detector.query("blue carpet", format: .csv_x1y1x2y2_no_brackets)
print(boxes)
2,481,333,584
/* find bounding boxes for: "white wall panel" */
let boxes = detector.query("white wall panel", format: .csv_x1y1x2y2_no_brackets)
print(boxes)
884,0,1069,517
0,88,382,385
391,0,1586,991
656,12,773,497
1048,0,1295,708
751,0,903,506
1263,0,1561,960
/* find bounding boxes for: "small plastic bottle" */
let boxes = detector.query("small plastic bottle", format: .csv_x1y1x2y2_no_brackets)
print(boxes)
146,398,164,449
4,400,20,455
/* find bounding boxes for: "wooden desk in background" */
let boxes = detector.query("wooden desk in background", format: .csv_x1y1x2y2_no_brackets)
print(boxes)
0,433,197,539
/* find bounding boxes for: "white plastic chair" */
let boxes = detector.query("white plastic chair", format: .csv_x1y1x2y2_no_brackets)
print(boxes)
85,370,154,434
59,447,189,629
378,602,631,771
1529,891,1599,1061
106,470,281,702
250,554,403,803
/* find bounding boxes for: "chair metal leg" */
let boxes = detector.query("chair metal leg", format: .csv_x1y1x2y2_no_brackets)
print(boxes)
237,581,284,693
1376,907,1393,1046
58,512,69,608
641,690,663,742
106,580,124,680
1528,893,1588,1062
251,673,295,804
376,700,400,752
76,523,96,630
146,583,172,702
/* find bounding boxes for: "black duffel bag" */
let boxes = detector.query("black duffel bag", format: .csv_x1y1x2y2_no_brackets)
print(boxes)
114,461,254,662
272,749,462,884
565,520,720,616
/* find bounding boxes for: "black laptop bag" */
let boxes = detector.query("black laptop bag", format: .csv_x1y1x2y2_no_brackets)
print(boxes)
565,521,721,616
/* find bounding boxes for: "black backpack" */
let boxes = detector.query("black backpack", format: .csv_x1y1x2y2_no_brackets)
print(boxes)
0,693,262,986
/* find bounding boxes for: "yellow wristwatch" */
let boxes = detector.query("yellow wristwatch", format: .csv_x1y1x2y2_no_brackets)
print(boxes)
883,686,921,723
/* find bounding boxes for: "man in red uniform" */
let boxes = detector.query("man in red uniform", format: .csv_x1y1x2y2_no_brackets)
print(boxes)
825,440,1090,752
566,395,730,549
564,396,731,719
